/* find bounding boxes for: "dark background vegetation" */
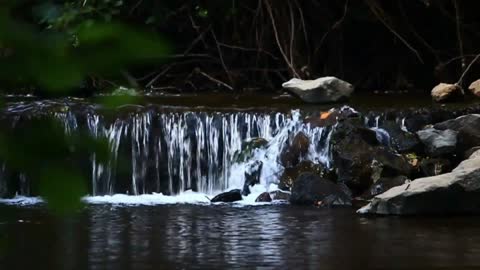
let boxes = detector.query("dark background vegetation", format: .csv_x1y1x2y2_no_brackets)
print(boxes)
1,0,480,95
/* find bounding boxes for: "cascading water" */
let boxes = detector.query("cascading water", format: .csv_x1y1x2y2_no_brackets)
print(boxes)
0,101,336,201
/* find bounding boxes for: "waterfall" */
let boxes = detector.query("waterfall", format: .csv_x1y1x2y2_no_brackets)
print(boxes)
0,101,337,198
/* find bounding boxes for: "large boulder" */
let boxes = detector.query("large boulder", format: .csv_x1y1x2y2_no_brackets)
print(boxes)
331,120,412,195
282,77,354,104
431,83,464,102
242,161,263,196
358,150,480,215
416,128,457,157
290,173,351,206
280,132,310,167
211,189,243,203
468,79,480,97
434,114,480,151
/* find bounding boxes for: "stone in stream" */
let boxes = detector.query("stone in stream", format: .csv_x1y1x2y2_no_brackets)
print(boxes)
211,189,243,203
304,106,360,128
416,128,457,157
434,114,480,151
431,83,464,102
234,137,268,163
379,121,423,154
255,192,272,202
290,173,351,206
278,160,326,191
269,190,291,201
282,77,354,104
361,175,409,199
280,132,310,168
358,150,480,215
242,161,263,196
468,79,480,97
419,158,452,177
331,120,412,195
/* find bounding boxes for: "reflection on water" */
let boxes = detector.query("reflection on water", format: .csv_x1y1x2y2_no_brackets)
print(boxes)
1,205,480,269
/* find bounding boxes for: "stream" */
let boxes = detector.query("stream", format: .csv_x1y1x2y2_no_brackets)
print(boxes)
1,93,480,269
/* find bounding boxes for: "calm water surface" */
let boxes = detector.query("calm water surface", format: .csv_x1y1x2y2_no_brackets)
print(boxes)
0,204,479,269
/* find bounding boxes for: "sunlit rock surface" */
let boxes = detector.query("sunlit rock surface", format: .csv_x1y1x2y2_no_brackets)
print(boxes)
282,77,354,104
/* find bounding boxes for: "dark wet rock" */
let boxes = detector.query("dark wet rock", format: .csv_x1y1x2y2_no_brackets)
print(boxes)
304,107,359,128
379,121,423,154
331,120,412,195
416,128,457,157
361,175,409,199
431,83,464,103
290,173,352,206
211,189,243,203
434,114,480,151
468,79,480,97
420,158,452,177
242,161,263,196
280,132,310,168
358,153,480,215
234,138,268,162
270,190,291,201
279,161,325,191
282,77,354,104
255,192,272,202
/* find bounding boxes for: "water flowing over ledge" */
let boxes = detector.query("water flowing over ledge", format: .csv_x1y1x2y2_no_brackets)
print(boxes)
0,100,335,201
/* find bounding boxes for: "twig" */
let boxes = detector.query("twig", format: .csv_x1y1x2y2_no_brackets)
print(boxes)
146,66,172,88
453,0,465,69
366,0,423,64
457,53,480,85
197,69,234,91
264,0,300,78
315,0,349,56
218,42,279,60
211,30,234,90
287,0,295,71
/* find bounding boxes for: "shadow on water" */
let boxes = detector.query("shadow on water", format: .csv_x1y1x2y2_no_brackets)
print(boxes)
1,204,480,269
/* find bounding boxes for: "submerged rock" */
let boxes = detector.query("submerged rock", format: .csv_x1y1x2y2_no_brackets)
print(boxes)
282,77,354,104
290,173,351,206
255,192,272,202
431,83,464,102
416,128,457,157
358,150,480,215
280,132,310,168
211,189,243,203
468,79,480,97
242,161,263,196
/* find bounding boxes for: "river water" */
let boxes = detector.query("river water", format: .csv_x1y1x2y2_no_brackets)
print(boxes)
1,204,480,269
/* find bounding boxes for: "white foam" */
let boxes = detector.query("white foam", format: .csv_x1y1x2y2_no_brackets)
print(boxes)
83,190,211,205
0,196,44,205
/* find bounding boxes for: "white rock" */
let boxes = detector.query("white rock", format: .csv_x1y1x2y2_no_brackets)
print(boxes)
282,77,354,104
